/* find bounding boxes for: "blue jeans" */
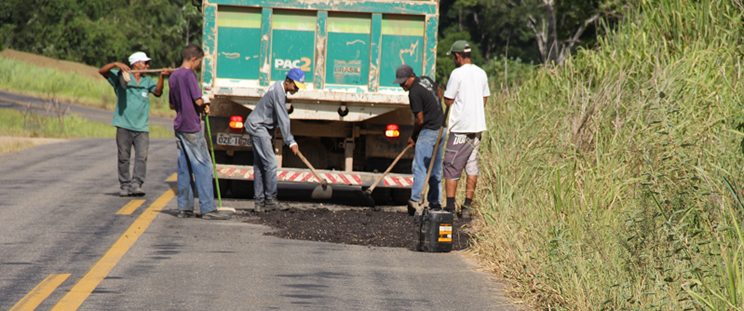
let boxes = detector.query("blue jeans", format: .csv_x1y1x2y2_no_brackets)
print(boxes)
410,127,446,205
175,131,216,214
251,135,277,203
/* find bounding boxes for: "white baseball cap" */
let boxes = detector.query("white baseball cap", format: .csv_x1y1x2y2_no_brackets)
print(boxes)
128,52,151,65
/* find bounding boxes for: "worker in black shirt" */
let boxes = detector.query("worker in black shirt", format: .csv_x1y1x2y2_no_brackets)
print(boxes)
393,64,445,213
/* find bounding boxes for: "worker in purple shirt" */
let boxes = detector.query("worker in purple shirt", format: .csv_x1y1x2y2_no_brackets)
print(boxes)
244,68,304,212
168,44,230,220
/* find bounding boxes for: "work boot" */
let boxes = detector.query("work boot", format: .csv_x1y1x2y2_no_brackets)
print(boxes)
460,205,472,219
119,186,130,197
202,210,231,220
129,184,146,197
429,203,443,212
177,210,195,218
407,200,423,216
444,208,458,220
254,200,265,213
264,199,280,211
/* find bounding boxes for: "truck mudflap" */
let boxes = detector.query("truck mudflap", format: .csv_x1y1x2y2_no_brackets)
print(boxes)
215,164,413,189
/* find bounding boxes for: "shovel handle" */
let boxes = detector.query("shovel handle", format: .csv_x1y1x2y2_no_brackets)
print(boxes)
128,69,166,73
296,150,327,184
418,104,451,206
367,144,413,193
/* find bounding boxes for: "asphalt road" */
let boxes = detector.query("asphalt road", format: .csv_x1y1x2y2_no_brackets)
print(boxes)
0,90,173,131
0,138,517,310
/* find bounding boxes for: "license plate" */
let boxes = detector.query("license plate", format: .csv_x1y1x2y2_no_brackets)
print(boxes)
216,133,251,147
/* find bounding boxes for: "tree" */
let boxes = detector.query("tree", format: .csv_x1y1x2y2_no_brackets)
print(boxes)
438,0,623,66
436,31,486,84
440,0,541,62
0,0,202,69
521,0,621,65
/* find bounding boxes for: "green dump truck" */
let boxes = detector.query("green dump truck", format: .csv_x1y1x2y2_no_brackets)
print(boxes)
200,0,439,203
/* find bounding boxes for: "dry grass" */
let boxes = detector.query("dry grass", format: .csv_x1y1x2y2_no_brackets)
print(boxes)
0,136,65,154
467,0,744,310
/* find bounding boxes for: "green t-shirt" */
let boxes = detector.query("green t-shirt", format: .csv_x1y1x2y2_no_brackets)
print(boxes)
106,69,157,132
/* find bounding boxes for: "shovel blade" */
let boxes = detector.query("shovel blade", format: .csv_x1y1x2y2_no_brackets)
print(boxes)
217,207,236,215
359,189,376,207
311,185,333,200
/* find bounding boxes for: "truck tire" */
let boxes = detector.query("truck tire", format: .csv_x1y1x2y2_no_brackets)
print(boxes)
230,180,255,199
370,188,392,205
211,150,254,199
225,151,254,198
391,188,412,205
212,150,231,198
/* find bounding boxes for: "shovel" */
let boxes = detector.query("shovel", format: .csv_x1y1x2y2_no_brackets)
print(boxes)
204,112,236,215
120,69,167,87
296,150,333,200
360,144,413,207
416,104,451,211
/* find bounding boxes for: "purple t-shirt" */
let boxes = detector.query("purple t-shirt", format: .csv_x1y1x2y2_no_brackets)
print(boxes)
169,68,203,133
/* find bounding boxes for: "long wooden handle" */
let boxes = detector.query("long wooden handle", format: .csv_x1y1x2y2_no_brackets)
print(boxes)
128,69,166,73
296,150,326,184
368,144,412,193
418,104,451,206
121,69,166,83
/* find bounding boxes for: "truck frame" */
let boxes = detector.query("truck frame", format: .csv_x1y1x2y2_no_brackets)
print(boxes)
200,0,439,203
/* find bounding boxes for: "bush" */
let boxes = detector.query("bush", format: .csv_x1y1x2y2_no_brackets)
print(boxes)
471,0,744,309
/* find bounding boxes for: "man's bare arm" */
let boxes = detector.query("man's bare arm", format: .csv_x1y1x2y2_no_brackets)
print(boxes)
408,111,425,146
152,68,174,97
414,111,424,127
98,62,130,79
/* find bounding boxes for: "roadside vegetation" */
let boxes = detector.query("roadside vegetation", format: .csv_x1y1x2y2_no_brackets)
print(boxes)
0,138,35,154
0,108,172,154
0,50,175,118
471,0,744,309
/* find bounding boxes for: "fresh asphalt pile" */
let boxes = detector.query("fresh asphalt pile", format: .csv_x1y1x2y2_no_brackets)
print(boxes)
237,208,474,250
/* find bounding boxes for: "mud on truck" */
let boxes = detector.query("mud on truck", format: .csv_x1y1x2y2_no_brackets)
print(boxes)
199,0,439,204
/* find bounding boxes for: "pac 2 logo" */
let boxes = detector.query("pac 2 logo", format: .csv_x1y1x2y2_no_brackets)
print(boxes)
274,57,312,72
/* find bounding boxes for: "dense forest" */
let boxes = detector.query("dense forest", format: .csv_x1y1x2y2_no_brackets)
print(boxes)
0,0,202,69
0,0,622,84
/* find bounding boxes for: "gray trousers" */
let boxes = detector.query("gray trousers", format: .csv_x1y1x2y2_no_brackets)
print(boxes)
116,127,149,189
251,135,277,203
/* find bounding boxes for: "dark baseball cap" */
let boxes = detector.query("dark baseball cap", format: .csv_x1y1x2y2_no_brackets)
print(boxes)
393,64,414,84
446,40,471,55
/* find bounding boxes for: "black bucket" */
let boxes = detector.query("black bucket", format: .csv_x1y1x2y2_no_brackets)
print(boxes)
412,209,453,252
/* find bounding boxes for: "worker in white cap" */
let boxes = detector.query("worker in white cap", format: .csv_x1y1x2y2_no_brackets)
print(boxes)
98,52,173,197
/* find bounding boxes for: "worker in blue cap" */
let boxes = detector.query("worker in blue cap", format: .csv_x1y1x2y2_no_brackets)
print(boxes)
245,67,306,212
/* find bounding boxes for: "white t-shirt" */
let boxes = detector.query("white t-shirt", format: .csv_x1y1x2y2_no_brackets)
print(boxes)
443,64,490,133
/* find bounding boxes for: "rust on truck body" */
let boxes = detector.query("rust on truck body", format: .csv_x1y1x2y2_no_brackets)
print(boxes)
201,0,438,193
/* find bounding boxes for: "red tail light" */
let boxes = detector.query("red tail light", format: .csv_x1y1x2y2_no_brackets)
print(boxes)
385,124,400,140
229,115,244,133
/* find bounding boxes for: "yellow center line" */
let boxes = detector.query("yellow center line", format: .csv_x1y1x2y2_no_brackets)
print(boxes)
10,274,70,311
116,199,146,215
51,187,176,311
165,173,177,182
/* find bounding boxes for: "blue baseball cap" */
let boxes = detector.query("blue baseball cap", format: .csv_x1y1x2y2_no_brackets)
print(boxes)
287,68,306,89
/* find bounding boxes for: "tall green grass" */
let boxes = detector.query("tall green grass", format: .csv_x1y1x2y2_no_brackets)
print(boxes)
0,57,175,118
472,0,744,309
